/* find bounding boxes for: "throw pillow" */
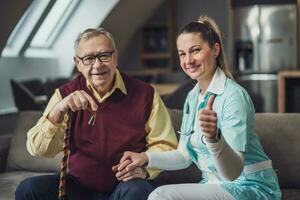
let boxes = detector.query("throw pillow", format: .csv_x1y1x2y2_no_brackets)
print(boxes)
6,111,62,172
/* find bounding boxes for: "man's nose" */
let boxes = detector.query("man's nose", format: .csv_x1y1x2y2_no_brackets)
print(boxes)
92,57,104,68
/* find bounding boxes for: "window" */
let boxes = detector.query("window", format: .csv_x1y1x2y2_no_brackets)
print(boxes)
1,0,49,57
1,0,118,58
1,0,79,57
30,0,79,48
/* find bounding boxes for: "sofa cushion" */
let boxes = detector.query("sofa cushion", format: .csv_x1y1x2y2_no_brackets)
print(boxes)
281,189,300,200
0,171,52,200
168,110,300,188
255,113,300,188
167,109,182,138
0,134,11,172
6,111,61,172
158,109,201,184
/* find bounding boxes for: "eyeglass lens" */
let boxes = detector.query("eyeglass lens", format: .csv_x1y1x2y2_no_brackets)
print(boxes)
81,51,114,65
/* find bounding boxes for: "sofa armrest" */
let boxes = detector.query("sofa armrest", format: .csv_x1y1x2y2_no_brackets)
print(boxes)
0,134,12,173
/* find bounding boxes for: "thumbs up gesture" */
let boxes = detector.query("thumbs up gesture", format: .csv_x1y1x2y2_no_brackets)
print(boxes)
199,95,218,139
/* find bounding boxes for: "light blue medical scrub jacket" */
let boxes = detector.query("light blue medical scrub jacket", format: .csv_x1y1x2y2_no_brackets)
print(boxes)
179,68,281,200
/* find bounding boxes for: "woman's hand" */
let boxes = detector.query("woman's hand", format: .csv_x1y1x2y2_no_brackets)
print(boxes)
112,151,149,181
118,151,148,172
112,161,148,181
198,95,218,139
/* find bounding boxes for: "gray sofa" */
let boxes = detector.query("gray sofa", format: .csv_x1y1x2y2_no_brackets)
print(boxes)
0,110,299,200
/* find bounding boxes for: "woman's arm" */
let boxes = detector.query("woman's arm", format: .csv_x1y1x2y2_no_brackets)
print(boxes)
146,149,192,170
199,95,245,181
204,135,244,181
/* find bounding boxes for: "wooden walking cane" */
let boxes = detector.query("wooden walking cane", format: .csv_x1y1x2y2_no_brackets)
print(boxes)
58,112,71,200
58,111,96,200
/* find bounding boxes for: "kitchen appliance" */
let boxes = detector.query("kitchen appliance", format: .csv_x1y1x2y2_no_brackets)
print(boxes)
232,3,297,112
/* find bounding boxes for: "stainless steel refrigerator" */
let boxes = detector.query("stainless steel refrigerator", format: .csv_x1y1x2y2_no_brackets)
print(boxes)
232,4,297,112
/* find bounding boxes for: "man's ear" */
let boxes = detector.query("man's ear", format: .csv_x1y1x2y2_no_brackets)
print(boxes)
114,49,118,60
213,43,220,57
74,56,82,72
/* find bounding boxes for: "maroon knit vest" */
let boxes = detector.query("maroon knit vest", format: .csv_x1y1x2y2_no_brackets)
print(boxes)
59,73,154,192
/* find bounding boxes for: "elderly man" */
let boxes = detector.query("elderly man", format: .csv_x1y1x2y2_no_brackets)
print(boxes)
15,28,177,200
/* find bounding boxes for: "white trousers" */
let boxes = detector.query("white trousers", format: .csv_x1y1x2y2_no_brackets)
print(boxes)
148,183,235,200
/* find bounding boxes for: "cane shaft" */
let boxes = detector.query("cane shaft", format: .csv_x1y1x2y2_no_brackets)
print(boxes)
58,114,71,200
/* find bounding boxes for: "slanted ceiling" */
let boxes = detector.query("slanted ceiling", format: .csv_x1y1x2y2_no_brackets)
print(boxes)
0,0,163,58
0,0,32,55
102,0,164,57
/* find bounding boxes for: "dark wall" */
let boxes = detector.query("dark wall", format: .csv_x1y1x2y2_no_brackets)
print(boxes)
119,0,229,72
176,0,229,67
0,0,32,55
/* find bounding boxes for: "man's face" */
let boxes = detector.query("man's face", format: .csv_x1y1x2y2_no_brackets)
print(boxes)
74,34,118,94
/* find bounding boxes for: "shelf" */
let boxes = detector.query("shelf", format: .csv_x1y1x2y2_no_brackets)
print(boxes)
278,70,300,112
151,83,180,96
142,53,171,59
127,68,170,77
139,0,176,71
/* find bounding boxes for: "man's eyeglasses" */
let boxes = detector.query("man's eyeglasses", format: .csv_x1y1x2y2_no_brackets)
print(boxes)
77,50,115,66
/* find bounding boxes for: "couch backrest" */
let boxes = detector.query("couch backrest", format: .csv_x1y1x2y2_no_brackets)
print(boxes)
168,109,300,188
6,111,62,172
5,110,300,189
255,113,300,188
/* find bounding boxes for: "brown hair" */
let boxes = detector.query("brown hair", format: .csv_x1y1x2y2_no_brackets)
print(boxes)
177,15,233,79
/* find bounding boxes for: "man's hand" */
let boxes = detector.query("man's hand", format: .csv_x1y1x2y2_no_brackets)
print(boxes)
112,162,148,182
112,151,149,181
199,95,218,139
48,90,98,123
118,151,148,172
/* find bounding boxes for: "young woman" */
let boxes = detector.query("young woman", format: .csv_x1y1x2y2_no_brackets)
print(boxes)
115,16,281,200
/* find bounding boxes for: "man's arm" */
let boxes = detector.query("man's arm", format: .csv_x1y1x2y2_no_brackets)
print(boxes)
27,89,98,157
27,89,66,157
144,90,178,179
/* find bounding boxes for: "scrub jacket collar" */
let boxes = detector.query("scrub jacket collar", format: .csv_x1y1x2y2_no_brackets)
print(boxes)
206,67,226,95
187,67,227,111
191,67,226,97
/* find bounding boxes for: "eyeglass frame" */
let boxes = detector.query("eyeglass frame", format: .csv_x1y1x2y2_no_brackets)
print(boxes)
76,50,115,66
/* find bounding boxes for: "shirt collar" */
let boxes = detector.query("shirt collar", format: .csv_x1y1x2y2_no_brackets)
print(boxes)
206,67,226,95
86,69,127,102
112,69,127,95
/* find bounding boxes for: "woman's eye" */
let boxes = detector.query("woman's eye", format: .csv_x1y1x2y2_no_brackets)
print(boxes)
178,53,185,57
192,48,201,53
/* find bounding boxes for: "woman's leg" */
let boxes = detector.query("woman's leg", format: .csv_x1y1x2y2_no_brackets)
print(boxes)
148,183,235,200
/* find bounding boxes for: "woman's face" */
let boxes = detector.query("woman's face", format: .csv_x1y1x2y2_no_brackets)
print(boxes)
177,33,220,82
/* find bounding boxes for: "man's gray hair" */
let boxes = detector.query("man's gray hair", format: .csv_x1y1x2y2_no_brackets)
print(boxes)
74,27,116,54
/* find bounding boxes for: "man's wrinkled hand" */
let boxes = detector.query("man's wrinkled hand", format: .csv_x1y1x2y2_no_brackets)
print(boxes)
112,161,148,182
